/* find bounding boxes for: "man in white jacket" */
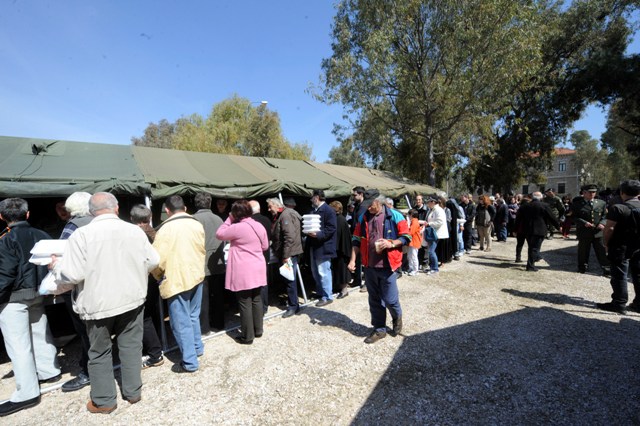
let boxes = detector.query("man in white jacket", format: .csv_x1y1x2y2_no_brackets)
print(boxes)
52,192,159,414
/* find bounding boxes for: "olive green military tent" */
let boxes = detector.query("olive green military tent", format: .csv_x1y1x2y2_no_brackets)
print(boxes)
0,136,439,199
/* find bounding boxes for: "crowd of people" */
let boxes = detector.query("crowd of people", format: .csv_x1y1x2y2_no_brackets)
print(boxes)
0,179,638,416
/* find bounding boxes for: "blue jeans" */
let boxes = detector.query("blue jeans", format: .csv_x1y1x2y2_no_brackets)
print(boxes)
310,250,333,301
168,283,204,371
364,268,402,331
0,297,60,402
457,228,464,254
428,240,439,271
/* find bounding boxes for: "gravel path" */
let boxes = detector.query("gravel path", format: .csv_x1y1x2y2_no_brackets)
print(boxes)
2,236,639,425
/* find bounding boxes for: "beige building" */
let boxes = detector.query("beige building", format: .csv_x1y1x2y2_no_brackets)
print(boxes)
521,148,580,197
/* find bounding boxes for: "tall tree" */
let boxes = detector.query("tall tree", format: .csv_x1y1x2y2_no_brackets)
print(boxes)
571,130,610,188
327,135,366,167
314,0,547,187
131,95,313,161
472,0,637,194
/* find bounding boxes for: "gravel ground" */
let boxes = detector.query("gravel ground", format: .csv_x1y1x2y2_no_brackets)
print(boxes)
2,236,640,425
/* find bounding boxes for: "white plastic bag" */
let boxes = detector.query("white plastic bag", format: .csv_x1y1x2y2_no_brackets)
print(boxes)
38,272,74,296
279,258,295,281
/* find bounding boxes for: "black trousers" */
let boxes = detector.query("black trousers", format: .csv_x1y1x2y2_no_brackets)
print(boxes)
526,235,544,270
209,274,226,330
515,233,527,260
577,232,610,273
143,279,162,357
236,287,264,341
62,292,90,375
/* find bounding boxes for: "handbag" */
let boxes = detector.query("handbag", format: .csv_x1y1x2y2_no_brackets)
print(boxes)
424,226,438,243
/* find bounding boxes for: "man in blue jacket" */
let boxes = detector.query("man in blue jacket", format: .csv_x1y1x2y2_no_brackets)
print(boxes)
306,189,337,306
0,198,61,416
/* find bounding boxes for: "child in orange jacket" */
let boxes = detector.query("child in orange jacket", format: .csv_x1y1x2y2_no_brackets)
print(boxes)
407,209,423,275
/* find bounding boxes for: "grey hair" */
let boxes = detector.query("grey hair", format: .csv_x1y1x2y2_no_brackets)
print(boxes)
89,192,118,215
385,197,394,207
374,195,387,206
532,191,543,201
249,200,260,214
65,192,92,216
266,198,283,209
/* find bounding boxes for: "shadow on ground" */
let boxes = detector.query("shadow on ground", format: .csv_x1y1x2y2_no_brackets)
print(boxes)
352,307,640,425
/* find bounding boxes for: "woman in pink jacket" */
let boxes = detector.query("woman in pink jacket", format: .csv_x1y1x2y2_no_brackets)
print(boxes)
216,200,269,344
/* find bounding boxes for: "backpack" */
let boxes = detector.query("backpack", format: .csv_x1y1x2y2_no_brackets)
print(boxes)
624,202,640,258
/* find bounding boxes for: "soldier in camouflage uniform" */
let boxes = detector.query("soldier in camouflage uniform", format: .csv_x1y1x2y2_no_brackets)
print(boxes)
571,184,611,276
543,188,565,239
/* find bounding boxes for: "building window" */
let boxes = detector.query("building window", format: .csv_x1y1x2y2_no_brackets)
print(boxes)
558,183,566,194
559,161,567,172
522,184,529,194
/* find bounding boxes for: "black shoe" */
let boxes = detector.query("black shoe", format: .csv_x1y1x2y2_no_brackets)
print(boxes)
171,363,198,373
38,373,62,385
234,335,253,345
392,317,403,336
526,266,539,272
359,285,367,293
515,257,522,263
282,308,296,319
62,373,90,393
364,330,387,344
0,396,40,416
337,289,349,299
596,302,627,315
602,269,611,278
316,299,333,307
628,303,640,313
142,355,164,369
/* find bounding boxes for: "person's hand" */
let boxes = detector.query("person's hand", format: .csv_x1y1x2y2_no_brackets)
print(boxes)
307,232,317,238
282,257,290,265
347,260,356,272
596,224,605,230
585,222,593,228
48,254,58,270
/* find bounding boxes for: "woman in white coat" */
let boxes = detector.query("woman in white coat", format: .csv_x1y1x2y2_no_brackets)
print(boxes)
425,197,449,275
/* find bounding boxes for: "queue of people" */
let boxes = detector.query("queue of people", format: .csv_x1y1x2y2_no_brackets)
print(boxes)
0,180,638,417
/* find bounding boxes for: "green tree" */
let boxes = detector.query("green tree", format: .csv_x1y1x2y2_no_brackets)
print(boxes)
602,101,640,181
314,0,547,187
571,130,610,188
472,0,636,194
131,119,176,149
327,135,366,167
131,95,313,160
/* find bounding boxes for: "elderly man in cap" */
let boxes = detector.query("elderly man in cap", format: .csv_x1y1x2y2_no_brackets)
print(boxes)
571,184,611,276
348,195,410,343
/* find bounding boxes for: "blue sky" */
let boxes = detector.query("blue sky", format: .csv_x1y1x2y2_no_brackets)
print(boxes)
0,2,637,162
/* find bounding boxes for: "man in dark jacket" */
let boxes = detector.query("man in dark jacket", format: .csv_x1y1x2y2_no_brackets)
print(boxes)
0,198,61,417
194,193,224,333
249,200,272,314
306,189,337,306
598,180,640,314
268,198,304,317
460,194,476,253
517,192,560,272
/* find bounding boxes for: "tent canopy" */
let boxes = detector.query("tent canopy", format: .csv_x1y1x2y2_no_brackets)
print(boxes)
1,136,440,200
0,136,149,197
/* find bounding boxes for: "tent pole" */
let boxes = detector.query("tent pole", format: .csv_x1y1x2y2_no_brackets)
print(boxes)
405,194,412,209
